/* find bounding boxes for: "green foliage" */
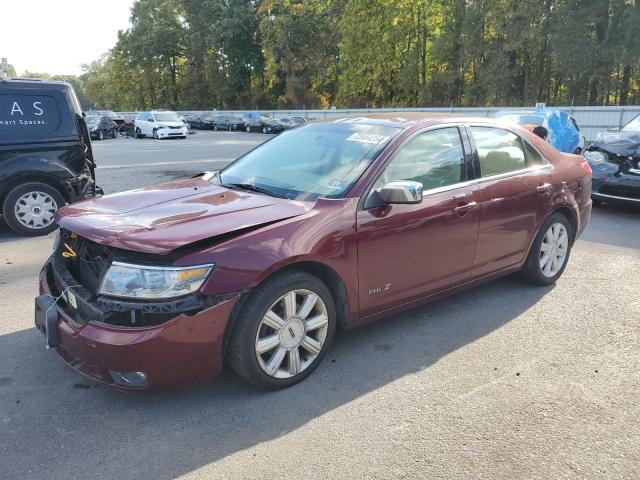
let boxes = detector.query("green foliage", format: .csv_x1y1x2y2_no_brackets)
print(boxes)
70,0,640,109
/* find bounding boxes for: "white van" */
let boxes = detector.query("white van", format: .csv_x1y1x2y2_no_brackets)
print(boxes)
134,110,188,139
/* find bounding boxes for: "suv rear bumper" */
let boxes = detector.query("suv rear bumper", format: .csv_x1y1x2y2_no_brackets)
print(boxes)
37,259,239,392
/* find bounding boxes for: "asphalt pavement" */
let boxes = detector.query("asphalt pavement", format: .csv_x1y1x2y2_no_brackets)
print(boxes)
1,131,639,479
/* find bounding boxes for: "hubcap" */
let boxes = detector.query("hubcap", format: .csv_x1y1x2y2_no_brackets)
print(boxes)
539,223,569,278
255,289,329,379
14,191,57,229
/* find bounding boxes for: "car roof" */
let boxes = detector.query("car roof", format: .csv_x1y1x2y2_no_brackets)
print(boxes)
0,77,74,92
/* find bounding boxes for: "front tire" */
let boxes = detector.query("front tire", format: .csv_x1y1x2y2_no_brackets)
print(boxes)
153,128,158,139
135,127,143,139
228,271,336,389
2,182,64,236
98,130,104,140
520,212,573,286
246,125,252,133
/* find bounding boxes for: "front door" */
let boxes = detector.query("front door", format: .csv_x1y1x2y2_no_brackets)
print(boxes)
467,126,553,276
356,127,480,318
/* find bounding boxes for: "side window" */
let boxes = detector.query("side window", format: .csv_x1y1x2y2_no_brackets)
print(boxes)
523,141,545,166
471,127,526,177
376,127,465,191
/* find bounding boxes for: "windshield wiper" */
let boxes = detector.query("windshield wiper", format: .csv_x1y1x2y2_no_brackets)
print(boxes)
222,183,286,199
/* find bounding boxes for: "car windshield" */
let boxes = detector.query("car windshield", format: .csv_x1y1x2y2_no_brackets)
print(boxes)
85,116,100,125
496,113,544,126
219,123,399,201
155,113,181,122
622,114,640,132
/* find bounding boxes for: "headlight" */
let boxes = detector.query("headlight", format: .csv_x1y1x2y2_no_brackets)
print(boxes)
583,150,607,163
99,262,214,299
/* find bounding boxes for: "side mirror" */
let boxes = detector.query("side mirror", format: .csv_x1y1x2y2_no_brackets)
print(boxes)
379,181,423,205
148,118,154,122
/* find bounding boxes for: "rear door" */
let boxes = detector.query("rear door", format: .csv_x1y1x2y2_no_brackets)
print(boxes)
356,126,480,317
468,126,552,277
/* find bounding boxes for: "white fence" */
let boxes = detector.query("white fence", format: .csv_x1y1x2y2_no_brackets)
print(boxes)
119,106,640,142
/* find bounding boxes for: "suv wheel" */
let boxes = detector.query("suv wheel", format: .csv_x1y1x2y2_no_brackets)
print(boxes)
135,127,143,139
213,125,218,131
112,129,117,138
228,270,336,389
520,212,573,286
98,130,104,140
2,182,64,236
246,125,251,133
153,128,158,139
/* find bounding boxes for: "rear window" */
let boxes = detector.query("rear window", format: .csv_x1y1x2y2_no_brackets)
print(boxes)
0,93,63,139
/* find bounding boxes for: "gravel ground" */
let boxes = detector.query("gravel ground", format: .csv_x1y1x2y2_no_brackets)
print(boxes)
0,131,639,479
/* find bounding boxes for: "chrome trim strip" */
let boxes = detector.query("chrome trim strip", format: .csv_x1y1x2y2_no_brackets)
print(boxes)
592,192,640,203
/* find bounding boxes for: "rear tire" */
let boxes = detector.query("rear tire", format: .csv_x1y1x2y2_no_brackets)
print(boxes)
136,127,143,139
520,212,573,286
592,198,602,207
112,129,117,138
2,182,64,236
246,125,251,133
153,128,158,139
228,270,336,389
98,130,104,140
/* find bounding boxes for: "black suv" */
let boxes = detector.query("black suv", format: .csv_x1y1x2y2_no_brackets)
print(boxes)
0,78,101,236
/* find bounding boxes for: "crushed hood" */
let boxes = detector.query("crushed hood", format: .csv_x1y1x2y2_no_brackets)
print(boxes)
56,177,313,255
592,131,640,157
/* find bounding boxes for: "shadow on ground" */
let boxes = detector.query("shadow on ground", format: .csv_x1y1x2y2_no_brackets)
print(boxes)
1,274,552,479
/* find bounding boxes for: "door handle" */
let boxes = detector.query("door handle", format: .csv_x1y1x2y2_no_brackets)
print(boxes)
453,201,478,214
536,183,552,196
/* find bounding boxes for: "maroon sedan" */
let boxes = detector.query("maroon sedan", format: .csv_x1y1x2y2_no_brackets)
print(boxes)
35,114,592,391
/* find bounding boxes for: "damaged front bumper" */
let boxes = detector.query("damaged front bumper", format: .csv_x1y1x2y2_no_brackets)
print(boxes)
586,150,640,205
35,254,240,392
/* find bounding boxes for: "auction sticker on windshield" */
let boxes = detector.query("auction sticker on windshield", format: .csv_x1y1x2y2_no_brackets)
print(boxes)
346,132,390,144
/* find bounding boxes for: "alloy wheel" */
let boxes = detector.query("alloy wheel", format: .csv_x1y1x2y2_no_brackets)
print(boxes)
255,289,329,379
539,222,569,278
14,191,58,230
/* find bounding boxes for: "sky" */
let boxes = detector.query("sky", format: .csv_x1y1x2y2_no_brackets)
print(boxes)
1,0,135,76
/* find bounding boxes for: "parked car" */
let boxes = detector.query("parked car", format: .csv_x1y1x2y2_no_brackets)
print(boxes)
0,78,101,236
134,110,188,139
179,115,196,134
35,114,592,391
584,113,640,206
186,114,212,130
278,117,303,130
121,113,136,136
87,110,126,133
85,115,118,140
202,115,219,129
243,111,284,134
493,109,585,154
213,115,244,131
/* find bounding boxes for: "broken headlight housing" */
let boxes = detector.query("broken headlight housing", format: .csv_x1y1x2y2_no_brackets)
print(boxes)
99,262,214,300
